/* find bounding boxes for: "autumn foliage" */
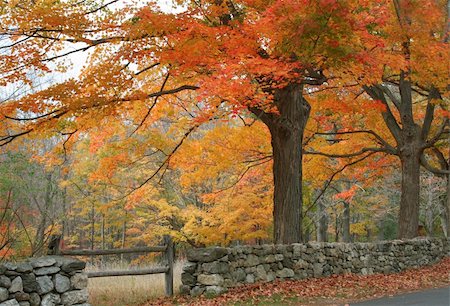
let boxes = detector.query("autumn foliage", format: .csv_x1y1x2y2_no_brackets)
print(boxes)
0,0,448,255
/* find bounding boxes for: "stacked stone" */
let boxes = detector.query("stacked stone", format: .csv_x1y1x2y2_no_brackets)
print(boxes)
180,238,448,297
0,256,89,306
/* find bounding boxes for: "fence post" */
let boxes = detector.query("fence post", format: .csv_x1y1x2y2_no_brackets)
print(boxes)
47,235,61,255
163,235,174,297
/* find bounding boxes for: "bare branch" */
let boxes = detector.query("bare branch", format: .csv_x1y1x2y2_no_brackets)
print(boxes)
314,130,396,154
303,152,379,217
364,85,402,142
305,147,389,158
131,72,170,135
421,87,440,140
420,154,450,176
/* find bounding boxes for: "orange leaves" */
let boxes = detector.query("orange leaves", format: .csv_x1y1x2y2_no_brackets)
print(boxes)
333,185,358,203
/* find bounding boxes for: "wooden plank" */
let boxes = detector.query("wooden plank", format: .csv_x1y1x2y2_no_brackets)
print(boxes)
163,235,174,297
60,246,166,256
87,267,169,278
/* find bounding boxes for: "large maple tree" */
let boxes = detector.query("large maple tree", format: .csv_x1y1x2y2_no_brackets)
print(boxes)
1,0,447,243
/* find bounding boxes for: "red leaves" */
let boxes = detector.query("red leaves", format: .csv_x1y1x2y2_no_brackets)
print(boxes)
333,185,358,202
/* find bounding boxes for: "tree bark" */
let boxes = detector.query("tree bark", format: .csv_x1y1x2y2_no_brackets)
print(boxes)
342,201,351,242
398,150,421,238
440,174,450,238
316,199,328,242
253,84,310,244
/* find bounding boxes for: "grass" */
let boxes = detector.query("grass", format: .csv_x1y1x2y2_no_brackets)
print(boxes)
87,260,183,306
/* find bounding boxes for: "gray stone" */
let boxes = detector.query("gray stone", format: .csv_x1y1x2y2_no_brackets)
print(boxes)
274,254,284,261
72,304,91,306
219,255,229,262
255,265,267,281
245,274,255,284
276,268,295,278
3,263,17,271
61,289,88,305
231,268,246,282
267,271,276,282
264,255,276,263
292,243,306,258
197,274,224,286
187,247,228,262
190,286,205,297
41,293,60,306
205,286,226,297
54,274,71,293
0,276,11,289
244,255,259,267
70,274,88,290
4,271,19,277
0,288,8,302
28,293,40,306
14,292,29,302
16,263,32,274
34,266,60,276
36,276,54,294
18,302,30,306
313,263,323,277
60,259,85,274
21,274,37,293
202,262,230,274
181,272,196,286
182,262,197,274
9,277,22,293
0,300,20,306
179,284,191,295
30,258,56,269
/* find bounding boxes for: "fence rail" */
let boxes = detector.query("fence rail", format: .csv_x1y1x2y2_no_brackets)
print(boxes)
49,235,174,296
60,246,167,256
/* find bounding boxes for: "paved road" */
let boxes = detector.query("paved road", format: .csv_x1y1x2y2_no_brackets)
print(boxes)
351,287,450,306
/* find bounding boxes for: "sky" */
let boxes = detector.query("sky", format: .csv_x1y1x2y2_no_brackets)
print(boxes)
1,0,182,101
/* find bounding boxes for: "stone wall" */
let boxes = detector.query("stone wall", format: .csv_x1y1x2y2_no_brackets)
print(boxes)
181,238,449,297
0,256,89,306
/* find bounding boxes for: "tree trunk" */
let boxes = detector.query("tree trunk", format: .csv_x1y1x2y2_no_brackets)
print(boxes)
342,201,351,242
440,174,450,238
424,177,434,237
316,199,328,242
260,84,310,244
398,151,421,238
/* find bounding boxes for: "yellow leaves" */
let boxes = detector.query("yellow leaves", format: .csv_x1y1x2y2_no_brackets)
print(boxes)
350,221,371,236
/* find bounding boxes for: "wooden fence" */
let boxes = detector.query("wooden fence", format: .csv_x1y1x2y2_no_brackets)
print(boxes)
50,235,175,296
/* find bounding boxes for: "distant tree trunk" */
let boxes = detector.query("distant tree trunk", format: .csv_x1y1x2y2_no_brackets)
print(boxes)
441,174,450,238
316,199,328,242
101,214,106,250
121,216,127,263
33,173,53,255
342,201,351,242
253,84,310,244
364,74,431,240
423,177,435,237
335,211,340,242
90,202,95,250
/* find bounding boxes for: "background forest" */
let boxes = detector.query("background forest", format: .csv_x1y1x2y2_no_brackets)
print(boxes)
0,100,447,261
0,0,449,262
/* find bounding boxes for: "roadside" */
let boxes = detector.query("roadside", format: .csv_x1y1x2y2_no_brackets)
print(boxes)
145,257,450,305
352,286,449,306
